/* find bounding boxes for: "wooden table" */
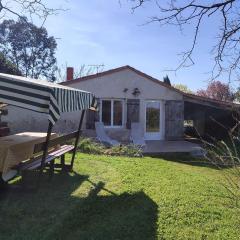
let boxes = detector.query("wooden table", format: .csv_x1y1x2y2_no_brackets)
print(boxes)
0,132,57,181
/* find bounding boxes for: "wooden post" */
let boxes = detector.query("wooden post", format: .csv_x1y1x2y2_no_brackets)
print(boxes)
39,121,53,179
70,110,85,169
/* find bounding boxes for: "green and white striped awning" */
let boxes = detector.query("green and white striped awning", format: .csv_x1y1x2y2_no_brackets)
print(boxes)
0,73,97,125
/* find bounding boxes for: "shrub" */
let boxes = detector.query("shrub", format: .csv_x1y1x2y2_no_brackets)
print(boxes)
77,138,105,155
203,135,240,207
104,144,143,157
77,138,143,157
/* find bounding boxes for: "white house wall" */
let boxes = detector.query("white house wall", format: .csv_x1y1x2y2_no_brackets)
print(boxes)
4,68,183,140
68,69,183,138
68,69,182,100
3,106,81,134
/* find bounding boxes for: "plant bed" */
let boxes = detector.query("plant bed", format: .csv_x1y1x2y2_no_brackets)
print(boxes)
77,137,143,157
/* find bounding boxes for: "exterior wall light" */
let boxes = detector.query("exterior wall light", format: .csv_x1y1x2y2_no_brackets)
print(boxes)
132,88,141,97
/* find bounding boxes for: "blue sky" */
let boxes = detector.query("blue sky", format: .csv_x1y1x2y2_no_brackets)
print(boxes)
35,0,231,91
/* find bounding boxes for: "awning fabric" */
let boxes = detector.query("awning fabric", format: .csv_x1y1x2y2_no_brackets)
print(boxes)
0,73,97,124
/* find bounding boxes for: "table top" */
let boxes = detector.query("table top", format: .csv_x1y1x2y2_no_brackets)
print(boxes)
0,132,53,147
0,132,57,175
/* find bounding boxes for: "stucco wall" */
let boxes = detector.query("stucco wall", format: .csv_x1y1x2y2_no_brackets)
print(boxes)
68,69,183,138
4,68,183,140
68,69,182,100
3,107,81,134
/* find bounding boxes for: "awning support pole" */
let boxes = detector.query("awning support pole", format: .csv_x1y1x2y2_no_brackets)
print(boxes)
70,110,85,169
39,121,53,181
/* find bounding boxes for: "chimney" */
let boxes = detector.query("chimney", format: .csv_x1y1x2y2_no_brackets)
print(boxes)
66,67,74,81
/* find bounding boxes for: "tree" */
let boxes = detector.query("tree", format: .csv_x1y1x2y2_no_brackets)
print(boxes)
173,84,193,94
128,0,240,205
0,1,61,24
128,1,240,80
196,81,234,102
163,75,171,86
0,52,21,75
233,87,240,103
0,18,57,80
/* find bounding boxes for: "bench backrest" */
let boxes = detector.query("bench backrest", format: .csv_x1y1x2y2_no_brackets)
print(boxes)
33,131,80,154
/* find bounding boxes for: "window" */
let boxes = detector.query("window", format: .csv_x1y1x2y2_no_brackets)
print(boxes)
146,101,160,133
101,99,124,127
102,100,111,126
113,101,123,126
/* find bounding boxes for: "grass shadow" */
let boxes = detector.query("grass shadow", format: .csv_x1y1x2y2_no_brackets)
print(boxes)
0,171,88,239
46,182,158,240
0,171,158,240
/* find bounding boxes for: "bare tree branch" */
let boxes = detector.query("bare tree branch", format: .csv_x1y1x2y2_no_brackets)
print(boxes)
129,0,240,81
0,0,64,25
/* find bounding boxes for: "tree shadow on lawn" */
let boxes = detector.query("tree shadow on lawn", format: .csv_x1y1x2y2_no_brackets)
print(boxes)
0,171,158,240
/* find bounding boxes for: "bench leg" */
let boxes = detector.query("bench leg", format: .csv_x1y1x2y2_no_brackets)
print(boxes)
61,155,65,170
60,155,72,172
49,160,55,180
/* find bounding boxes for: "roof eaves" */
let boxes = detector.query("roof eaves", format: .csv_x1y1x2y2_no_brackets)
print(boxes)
61,65,131,85
60,65,183,95
183,92,240,109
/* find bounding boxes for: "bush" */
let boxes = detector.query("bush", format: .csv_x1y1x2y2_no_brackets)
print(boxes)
77,138,143,157
203,136,240,207
77,138,105,155
104,144,143,157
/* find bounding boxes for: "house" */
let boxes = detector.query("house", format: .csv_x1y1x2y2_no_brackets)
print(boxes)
61,65,239,141
3,65,238,143
60,66,184,141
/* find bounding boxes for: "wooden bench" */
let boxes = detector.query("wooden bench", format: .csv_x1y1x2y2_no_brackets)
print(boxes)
15,131,81,183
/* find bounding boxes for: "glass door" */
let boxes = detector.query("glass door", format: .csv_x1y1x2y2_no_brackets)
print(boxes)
145,100,162,140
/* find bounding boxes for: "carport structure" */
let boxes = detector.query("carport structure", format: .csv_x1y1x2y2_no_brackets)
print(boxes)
184,93,240,140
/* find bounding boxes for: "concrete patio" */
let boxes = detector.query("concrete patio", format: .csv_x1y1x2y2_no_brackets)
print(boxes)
143,140,204,156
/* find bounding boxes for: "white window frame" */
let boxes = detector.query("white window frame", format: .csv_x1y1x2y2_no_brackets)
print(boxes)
100,99,124,128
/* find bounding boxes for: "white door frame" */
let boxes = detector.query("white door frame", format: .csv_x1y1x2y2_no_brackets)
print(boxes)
144,100,165,140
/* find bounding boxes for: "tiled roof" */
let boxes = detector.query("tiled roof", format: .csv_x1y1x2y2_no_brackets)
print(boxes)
61,65,240,110
61,65,182,93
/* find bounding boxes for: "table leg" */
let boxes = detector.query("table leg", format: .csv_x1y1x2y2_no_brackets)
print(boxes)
0,173,9,191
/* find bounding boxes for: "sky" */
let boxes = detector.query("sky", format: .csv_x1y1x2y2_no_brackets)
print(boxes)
6,0,233,92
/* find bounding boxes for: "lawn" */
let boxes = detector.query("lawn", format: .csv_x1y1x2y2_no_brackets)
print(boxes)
0,153,239,240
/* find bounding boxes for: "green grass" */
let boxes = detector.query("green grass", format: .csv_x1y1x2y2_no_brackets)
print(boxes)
0,153,239,240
